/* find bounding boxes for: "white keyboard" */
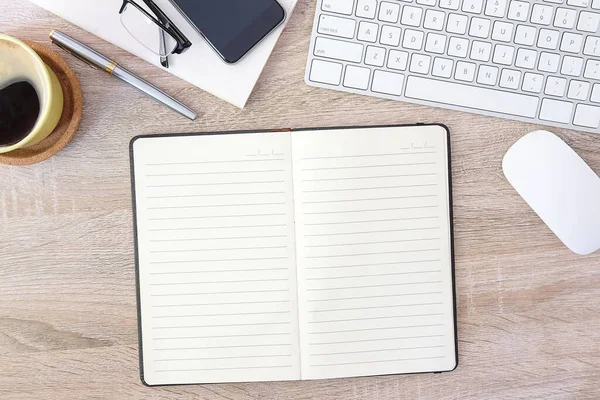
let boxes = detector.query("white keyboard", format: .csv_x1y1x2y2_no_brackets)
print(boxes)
305,0,600,134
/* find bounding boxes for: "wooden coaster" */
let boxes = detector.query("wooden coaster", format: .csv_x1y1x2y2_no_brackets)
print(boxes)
0,40,83,166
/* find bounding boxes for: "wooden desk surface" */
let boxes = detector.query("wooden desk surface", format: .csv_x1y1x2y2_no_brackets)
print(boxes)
2,1,600,398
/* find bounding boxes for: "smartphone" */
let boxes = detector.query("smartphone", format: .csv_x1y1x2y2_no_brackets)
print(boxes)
168,0,286,64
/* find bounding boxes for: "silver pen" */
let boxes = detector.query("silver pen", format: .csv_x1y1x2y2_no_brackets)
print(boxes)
49,30,197,121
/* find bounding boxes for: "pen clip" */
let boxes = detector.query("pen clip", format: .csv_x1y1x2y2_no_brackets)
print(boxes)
51,39,100,71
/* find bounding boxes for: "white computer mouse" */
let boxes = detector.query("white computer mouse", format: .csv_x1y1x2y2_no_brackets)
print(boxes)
502,130,600,255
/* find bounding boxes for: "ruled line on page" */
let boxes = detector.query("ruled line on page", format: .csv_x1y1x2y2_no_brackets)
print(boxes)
153,343,293,351
152,300,290,308
306,281,443,292
302,184,437,193
305,238,440,248
302,206,438,216
146,191,285,199
310,344,445,356
304,227,440,237
146,158,285,166
150,267,289,275
308,313,443,324
150,278,289,286
149,235,287,243
305,248,441,259
153,332,292,340
146,169,285,177
302,173,437,183
305,259,441,270
148,222,287,228
301,162,436,171
309,356,445,367
152,311,291,319
148,202,286,210
154,354,294,362
309,302,444,313
309,334,445,346
306,270,442,280
147,180,285,188
299,151,437,160
153,322,291,330
304,216,438,226
303,195,438,204
150,289,289,297
155,365,294,372
307,291,443,302
149,256,288,264
149,245,288,253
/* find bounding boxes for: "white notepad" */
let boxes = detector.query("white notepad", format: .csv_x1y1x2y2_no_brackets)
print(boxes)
130,125,457,386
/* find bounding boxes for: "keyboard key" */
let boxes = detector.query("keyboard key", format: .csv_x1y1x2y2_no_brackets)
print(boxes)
594,0,600,8
356,0,377,18
365,46,386,66
561,56,585,76
499,69,521,89
508,1,530,21
554,8,577,28
402,29,425,50
531,4,553,25
544,76,567,96
522,72,544,93
447,13,469,34
432,57,454,78
371,70,405,95
573,104,600,128
318,15,357,39
584,59,600,79
425,33,447,53
514,25,536,46
560,32,583,53
539,99,574,123
424,9,446,30
322,0,355,15
309,59,343,85
440,0,460,10
469,17,491,38
379,1,401,23
583,36,600,56
485,0,508,17
448,37,469,57
343,65,371,89
515,48,537,69
538,52,561,72
455,61,477,81
380,25,402,46
401,6,424,26
544,0,564,3
591,83,600,102
417,0,437,4
493,44,515,65
314,37,364,62
567,80,590,100
567,0,590,7
492,21,514,42
537,29,560,49
388,50,409,70
462,0,484,14
405,76,539,117
410,54,432,74
477,65,499,85
577,11,600,32
470,40,492,62
357,21,379,42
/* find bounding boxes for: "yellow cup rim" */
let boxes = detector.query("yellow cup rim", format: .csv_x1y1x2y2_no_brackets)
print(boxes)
0,33,54,150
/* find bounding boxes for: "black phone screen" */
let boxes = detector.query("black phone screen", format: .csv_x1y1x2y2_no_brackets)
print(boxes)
171,0,285,63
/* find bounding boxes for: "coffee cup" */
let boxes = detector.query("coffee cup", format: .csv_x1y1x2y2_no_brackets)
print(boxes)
0,33,64,154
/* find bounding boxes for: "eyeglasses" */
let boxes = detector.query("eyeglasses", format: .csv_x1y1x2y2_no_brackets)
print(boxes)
119,0,191,66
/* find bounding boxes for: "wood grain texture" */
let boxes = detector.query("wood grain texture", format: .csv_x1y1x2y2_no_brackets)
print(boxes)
1,0,600,398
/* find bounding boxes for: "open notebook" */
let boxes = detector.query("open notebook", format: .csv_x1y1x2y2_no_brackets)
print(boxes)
130,125,457,386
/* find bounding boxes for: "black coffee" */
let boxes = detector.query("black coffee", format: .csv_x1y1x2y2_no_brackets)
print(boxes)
0,81,40,147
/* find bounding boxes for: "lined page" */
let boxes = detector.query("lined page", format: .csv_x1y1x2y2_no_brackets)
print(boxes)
291,126,456,380
131,132,301,385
